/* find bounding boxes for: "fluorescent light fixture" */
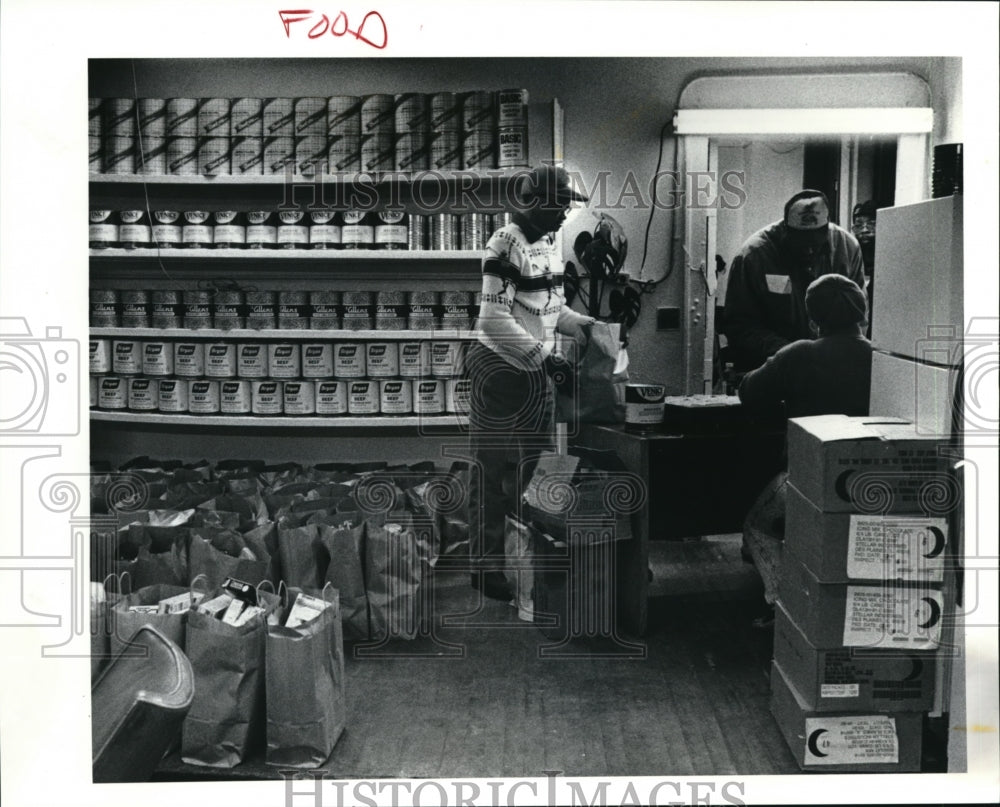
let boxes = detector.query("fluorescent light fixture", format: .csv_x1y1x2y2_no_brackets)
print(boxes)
674,108,933,135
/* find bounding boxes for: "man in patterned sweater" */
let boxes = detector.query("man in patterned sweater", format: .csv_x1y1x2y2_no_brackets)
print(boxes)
467,164,596,601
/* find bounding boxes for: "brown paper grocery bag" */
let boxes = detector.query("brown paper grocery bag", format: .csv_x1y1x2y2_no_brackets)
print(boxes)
319,519,369,640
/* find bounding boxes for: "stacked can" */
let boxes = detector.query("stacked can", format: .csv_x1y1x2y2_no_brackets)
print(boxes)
374,290,408,330
89,98,103,173
407,291,440,331
328,95,362,174
278,291,310,329
430,213,460,251
151,210,182,247
213,290,246,331
89,211,117,249
293,96,328,176
166,98,200,175
461,212,490,251
137,98,168,174
441,291,473,331
461,91,496,171
341,210,374,249
151,290,183,329
277,211,309,248
360,94,395,174
118,210,151,249
231,97,264,176
90,289,119,327
246,291,278,330
212,211,245,248
407,214,428,250
373,210,407,250
182,211,213,248
496,89,529,169
246,211,278,249
310,291,341,329
120,290,151,328
428,91,461,172
309,211,341,248
102,98,136,174
394,92,429,173
182,290,212,329
341,291,374,331
261,97,295,176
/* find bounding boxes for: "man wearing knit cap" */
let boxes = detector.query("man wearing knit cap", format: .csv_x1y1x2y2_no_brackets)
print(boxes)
737,273,872,418
723,189,866,372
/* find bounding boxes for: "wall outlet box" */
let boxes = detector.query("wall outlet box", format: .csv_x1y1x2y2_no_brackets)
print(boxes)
656,307,680,330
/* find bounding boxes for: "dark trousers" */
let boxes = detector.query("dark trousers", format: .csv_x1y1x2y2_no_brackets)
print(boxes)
467,344,554,571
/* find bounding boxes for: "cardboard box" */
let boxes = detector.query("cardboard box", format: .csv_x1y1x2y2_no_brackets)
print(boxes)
773,602,936,713
787,416,952,514
778,556,944,652
284,592,329,629
869,350,960,438
785,481,949,584
769,661,923,772
196,593,234,618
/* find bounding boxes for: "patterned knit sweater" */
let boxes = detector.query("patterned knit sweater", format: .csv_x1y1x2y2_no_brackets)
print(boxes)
474,221,591,370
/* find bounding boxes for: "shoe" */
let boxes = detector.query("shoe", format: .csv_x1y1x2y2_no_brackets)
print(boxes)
471,571,513,602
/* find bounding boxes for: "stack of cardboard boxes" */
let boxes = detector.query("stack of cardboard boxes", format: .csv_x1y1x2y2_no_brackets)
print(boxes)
770,414,956,772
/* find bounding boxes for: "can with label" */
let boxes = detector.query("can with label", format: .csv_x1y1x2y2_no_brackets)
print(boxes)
407,291,439,330
309,291,341,329
245,211,277,249
492,211,513,231
429,92,460,132
138,98,166,139
360,132,395,174
182,210,213,248
328,96,362,136
198,98,231,137
167,136,199,175
446,378,473,414
413,379,445,414
89,98,104,137
142,341,174,375
89,210,118,249
151,210,182,247
295,97,328,136
263,136,296,176
441,291,473,330
89,135,102,173
429,130,461,171
120,291,151,328
262,98,295,136
497,89,529,127
103,136,135,174
394,132,429,172
151,290,183,329
497,127,529,169
231,98,263,138
398,341,431,377
315,380,348,414
470,292,482,321
461,212,490,251
104,98,136,137
282,380,316,416
231,136,263,175
366,342,399,377
198,136,231,175
347,380,379,415
251,380,283,415
379,379,412,415
128,378,158,411
430,213,459,250
462,129,495,171
182,291,212,329
118,210,151,249
296,134,329,176
328,133,361,173
360,94,395,134
89,289,119,327
333,343,366,378
157,378,189,412
166,98,200,137
394,93,429,133
309,211,341,249
189,380,221,414
174,342,206,377
137,137,168,175
205,343,237,378
246,291,278,330
98,376,128,410
90,339,112,374
277,211,309,248
374,210,408,250
301,343,334,378
90,375,99,408
431,340,464,377
461,91,495,132
407,214,427,250
374,290,408,331
341,290,374,330
213,211,245,248
268,343,301,378
276,291,309,329
220,380,252,414
624,383,666,432
237,343,268,378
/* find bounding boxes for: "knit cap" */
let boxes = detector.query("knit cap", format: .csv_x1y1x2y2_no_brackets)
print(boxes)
805,274,868,331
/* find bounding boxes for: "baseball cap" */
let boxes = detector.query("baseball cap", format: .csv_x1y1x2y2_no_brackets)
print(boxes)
518,164,589,204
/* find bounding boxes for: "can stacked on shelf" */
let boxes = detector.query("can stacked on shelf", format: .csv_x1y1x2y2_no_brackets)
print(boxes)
394,92,429,173
246,211,278,249
102,98,136,174
328,95,361,174
89,98,103,172
118,210,152,249
769,415,954,773
142,341,174,376
246,291,278,330
295,97,329,176
360,94,395,174
309,211,341,248
408,214,427,250
90,289,119,327
374,210,407,250
341,210,374,249
341,291,374,330
151,290,183,329
182,290,212,329
310,291,341,329
237,343,268,378
90,339,112,374
277,211,309,248
268,343,301,378
137,99,168,174
407,291,439,330
120,290,151,328
302,343,334,378
461,212,490,251
166,98,200,175
429,91,461,172
278,291,310,329
441,291,473,330
213,211,245,249
174,342,206,377
430,214,459,251
151,210,182,247
182,211,213,248
213,290,246,330
231,97,264,176
461,90,496,171
496,89,529,169
374,290,408,330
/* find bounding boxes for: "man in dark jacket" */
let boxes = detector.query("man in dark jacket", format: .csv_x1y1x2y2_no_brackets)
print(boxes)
724,189,866,372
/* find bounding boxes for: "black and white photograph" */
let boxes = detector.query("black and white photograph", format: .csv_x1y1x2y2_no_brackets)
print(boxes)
1,2,998,806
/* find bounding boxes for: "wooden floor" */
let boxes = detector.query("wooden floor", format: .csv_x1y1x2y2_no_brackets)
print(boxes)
157,534,803,780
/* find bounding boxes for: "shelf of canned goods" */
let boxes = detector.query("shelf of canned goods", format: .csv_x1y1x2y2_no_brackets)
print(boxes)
90,412,469,428
89,249,484,261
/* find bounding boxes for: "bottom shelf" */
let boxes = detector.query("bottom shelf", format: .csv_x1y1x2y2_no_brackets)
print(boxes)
90,410,469,428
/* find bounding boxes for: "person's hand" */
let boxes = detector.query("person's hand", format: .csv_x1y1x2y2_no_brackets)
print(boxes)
543,350,576,396
571,317,597,351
